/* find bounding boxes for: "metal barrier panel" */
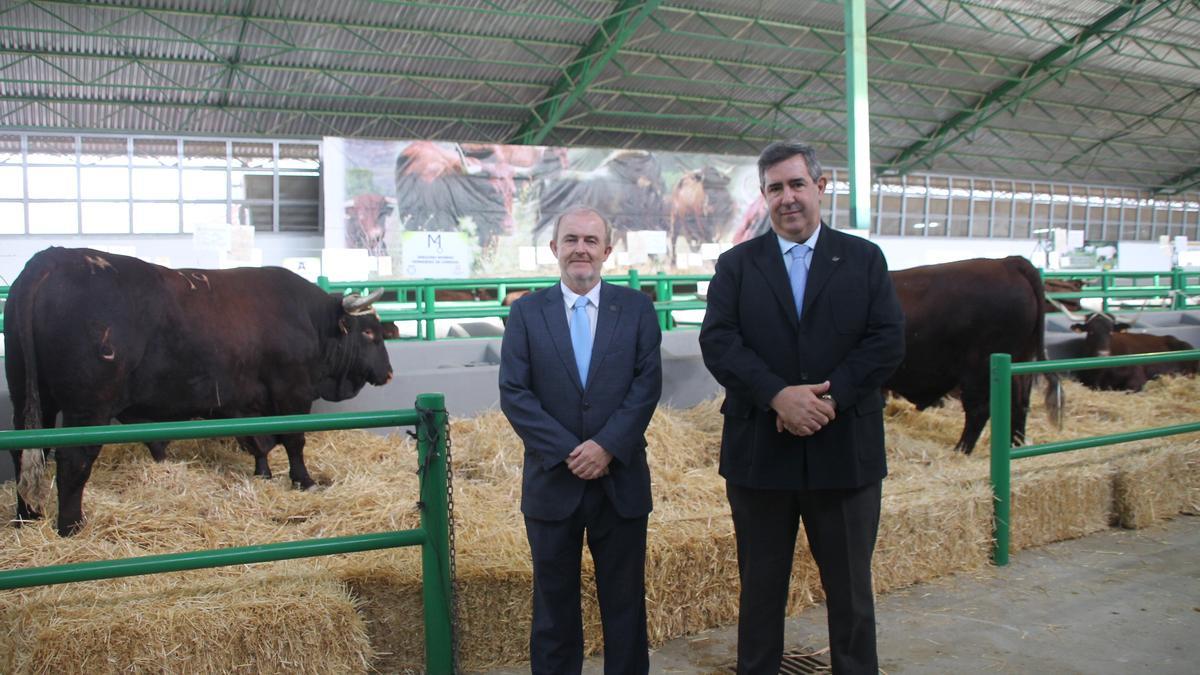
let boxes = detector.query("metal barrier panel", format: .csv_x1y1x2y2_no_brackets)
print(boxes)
0,394,454,671
988,350,1200,565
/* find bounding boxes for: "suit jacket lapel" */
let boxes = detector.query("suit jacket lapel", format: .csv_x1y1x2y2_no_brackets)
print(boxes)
539,284,584,392
586,282,621,388
803,224,844,310
749,232,800,327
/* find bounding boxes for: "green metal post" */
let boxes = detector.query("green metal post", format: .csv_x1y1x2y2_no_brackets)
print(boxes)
415,393,453,673
1173,267,1187,310
990,353,1013,566
423,285,437,342
316,275,331,292
844,0,872,230
1101,273,1111,313
656,271,671,331
627,268,640,291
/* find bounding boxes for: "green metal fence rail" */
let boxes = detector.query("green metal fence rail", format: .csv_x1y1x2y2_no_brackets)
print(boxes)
5,270,1199,341
989,351,1200,566
1042,268,1200,311
0,395,454,673
317,271,709,338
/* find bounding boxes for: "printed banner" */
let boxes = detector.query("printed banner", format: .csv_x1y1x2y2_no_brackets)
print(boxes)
331,139,774,278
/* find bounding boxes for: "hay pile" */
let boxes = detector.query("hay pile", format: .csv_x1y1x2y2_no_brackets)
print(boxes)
0,376,1197,672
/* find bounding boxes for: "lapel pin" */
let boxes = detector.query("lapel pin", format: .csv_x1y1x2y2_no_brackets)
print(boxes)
831,256,841,262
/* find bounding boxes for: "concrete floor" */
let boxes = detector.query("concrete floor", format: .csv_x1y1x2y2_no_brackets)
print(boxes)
474,515,1199,674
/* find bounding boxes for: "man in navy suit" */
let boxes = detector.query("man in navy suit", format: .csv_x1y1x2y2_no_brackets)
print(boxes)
699,142,905,674
500,205,663,675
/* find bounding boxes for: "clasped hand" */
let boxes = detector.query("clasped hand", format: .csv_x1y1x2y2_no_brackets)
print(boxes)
567,439,612,480
771,381,836,437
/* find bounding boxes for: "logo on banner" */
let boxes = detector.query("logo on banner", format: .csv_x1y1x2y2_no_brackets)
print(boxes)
402,231,472,277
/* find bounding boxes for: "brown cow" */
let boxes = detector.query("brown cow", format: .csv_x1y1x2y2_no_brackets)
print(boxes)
344,193,394,256
1065,311,1198,391
1043,278,1086,313
886,256,1063,454
669,167,735,262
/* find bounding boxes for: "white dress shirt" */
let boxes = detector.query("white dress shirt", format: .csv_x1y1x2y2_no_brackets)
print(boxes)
560,281,600,340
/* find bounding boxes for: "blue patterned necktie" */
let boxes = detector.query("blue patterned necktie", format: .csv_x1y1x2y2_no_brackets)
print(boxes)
788,244,811,320
570,296,592,387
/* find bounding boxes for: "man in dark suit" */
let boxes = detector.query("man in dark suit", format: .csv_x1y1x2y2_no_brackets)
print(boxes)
499,206,663,675
699,142,905,674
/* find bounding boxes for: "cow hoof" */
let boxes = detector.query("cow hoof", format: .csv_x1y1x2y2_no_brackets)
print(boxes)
292,479,319,491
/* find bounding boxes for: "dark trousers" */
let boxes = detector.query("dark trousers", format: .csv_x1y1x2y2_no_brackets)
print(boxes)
524,481,649,675
726,480,882,675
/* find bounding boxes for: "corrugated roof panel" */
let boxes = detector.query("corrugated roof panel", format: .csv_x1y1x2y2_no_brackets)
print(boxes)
0,1,1195,188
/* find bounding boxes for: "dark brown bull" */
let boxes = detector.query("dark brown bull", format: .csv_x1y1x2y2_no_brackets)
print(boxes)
669,167,735,262
886,256,1063,454
5,247,394,535
1064,310,1198,391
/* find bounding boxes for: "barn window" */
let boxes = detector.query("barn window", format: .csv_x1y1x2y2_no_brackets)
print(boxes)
0,132,322,237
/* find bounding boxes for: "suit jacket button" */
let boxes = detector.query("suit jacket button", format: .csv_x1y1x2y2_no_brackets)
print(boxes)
582,402,591,410
800,372,809,380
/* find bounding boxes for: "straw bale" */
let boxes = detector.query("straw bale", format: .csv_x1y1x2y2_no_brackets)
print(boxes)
1008,462,1114,551
873,482,992,594
1,374,1197,671
1184,443,1200,515
1112,446,1190,528
0,566,370,675
645,517,739,645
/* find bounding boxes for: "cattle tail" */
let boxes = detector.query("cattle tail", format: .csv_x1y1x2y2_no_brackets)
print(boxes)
1017,260,1065,433
11,263,54,513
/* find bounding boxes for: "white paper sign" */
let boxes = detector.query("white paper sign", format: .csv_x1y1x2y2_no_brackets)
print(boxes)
699,243,722,260
401,231,472,277
193,221,232,252
376,255,393,277
283,257,322,282
518,246,539,270
322,248,371,281
535,245,558,266
229,225,255,261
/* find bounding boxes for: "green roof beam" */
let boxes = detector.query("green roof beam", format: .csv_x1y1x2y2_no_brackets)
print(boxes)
1155,166,1200,195
511,0,661,146
884,0,1172,175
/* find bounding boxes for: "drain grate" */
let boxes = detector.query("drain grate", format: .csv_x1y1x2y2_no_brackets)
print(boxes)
723,648,832,674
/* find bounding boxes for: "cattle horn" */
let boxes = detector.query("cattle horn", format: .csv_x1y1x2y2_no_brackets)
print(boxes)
343,288,385,315
1046,297,1087,323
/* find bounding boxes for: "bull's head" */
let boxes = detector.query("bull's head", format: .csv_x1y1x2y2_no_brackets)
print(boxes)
1070,312,1131,357
344,194,394,256
319,288,393,401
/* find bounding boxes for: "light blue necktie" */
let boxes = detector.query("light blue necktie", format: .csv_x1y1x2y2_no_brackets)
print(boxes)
570,296,592,387
788,244,811,320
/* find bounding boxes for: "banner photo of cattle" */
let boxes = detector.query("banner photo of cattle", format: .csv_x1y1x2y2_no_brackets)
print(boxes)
331,138,768,277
